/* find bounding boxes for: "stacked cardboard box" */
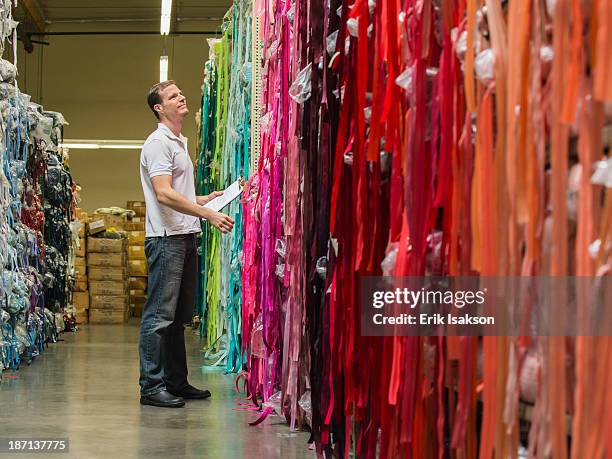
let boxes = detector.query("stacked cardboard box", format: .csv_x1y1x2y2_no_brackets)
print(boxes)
73,208,89,324
126,201,147,317
87,236,129,324
91,212,127,231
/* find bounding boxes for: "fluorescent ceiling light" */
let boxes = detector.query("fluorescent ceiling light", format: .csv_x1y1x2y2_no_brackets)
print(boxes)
60,140,144,150
100,144,144,150
160,55,169,82
61,143,100,150
161,0,172,35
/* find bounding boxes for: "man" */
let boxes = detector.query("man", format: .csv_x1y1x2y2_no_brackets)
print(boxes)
138,80,234,408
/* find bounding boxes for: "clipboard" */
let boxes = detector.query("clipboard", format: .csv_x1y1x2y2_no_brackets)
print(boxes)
203,177,244,212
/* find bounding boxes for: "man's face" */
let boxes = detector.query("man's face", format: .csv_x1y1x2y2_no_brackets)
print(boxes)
156,84,189,120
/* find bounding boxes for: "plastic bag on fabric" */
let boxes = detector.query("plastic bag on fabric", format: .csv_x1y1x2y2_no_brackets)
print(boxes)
29,110,54,146
326,30,339,56
289,63,312,104
474,49,495,85
266,39,280,61
381,243,399,276
540,45,554,63
395,65,414,91
54,313,65,333
275,262,285,280
43,110,69,127
347,18,359,37
0,58,17,83
260,111,273,133
275,237,286,259
0,81,18,100
332,85,346,101
452,28,481,61
298,390,312,424
368,0,376,14
207,38,222,59
592,158,612,188
240,62,252,86
262,390,283,417
251,314,266,358
315,257,327,279
286,3,295,23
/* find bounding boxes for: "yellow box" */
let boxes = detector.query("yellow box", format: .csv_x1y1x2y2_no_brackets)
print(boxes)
75,264,87,277
75,309,89,324
128,245,146,260
76,237,86,257
127,231,145,245
87,252,126,267
74,278,88,292
126,201,146,216
89,281,128,296
75,208,89,222
129,277,148,290
125,221,145,231
126,201,146,209
88,267,127,281
128,259,148,277
90,295,128,310
73,291,90,309
89,308,128,324
87,237,126,253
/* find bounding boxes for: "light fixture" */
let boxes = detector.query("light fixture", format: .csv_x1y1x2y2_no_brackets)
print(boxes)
60,143,100,150
160,55,169,82
60,140,144,150
161,0,172,35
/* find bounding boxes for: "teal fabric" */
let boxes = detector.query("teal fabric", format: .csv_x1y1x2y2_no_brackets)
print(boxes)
196,0,252,373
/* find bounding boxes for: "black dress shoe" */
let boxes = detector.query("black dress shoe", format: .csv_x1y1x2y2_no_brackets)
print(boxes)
140,390,185,408
168,384,212,400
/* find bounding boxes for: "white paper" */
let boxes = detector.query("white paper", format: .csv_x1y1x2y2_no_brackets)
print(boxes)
203,179,244,212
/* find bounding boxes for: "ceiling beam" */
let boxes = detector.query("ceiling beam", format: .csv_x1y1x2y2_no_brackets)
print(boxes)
20,0,46,33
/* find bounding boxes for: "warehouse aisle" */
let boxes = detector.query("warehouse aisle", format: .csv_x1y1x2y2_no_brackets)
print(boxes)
0,322,313,459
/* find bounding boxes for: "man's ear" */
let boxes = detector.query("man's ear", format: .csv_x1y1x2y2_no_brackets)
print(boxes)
154,104,163,116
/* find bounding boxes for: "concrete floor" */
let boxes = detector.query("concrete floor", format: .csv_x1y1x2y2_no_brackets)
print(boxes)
0,321,313,459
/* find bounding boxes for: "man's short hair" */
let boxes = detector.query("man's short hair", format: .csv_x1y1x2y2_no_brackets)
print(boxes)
147,80,177,120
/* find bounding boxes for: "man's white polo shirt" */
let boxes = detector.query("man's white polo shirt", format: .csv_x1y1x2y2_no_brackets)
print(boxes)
140,123,202,237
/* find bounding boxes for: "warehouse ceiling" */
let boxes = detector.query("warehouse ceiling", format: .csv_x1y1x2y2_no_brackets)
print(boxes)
14,0,231,34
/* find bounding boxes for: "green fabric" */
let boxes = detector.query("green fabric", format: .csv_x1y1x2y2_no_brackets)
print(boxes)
196,0,252,372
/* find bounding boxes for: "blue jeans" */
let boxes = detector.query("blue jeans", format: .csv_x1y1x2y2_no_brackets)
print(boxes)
139,233,198,396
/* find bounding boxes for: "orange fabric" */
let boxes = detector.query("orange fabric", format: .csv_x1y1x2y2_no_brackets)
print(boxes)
549,2,571,459
594,0,612,101
464,0,477,113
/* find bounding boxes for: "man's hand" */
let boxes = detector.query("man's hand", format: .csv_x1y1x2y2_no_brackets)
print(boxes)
205,209,235,233
197,191,224,206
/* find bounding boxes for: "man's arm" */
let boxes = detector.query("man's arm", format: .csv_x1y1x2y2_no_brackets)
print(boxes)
196,191,224,206
151,175,234,233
